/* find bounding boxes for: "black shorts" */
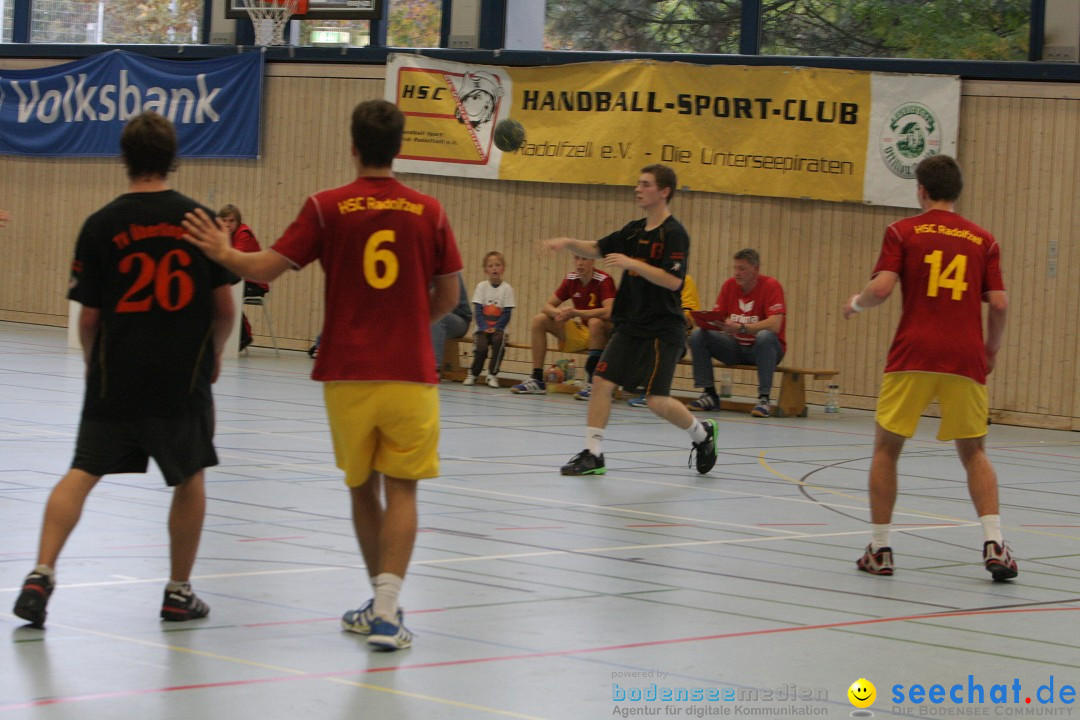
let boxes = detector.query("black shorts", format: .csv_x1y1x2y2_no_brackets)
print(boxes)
595,331,683,397
72,407,218,487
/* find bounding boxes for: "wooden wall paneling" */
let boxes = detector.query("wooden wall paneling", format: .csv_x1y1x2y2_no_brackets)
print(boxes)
1032,98,1066,419
1059,96,1080,428
1005,96,1035,416
1,66,1078,428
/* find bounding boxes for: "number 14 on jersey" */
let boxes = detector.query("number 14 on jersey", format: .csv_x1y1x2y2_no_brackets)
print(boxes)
924,250,968,301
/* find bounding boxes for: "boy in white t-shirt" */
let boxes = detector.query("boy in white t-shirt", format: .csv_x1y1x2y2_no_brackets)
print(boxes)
466,251,515,387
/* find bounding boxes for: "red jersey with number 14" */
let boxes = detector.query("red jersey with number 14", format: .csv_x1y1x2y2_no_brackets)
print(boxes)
872,208,1004,384
271,176,463,384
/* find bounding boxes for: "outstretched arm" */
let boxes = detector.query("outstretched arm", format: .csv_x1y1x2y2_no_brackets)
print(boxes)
183,209,291,283
603,254,683,291
843,271,898,319
537,237,602,259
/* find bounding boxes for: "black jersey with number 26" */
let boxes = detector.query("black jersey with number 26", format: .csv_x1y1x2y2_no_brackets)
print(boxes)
68,190,233,420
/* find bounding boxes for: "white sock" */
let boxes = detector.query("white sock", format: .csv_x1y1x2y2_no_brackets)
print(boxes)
586,426,604,456
33,564,54,579
686,419,708,443
166,580,191,593
372,572,404,622
870,524,891,551
979,514,1003,545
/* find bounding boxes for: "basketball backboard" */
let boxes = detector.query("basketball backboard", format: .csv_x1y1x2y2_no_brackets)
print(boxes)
225,0,382,20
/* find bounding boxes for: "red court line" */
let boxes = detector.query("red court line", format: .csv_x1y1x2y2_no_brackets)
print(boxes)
893,523,960,527
0,676,300,712
354,606,1080,675
626,524,693,528
8,606,1076,712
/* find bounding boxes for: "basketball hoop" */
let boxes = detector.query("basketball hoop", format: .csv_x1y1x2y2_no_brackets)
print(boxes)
238,0,308,46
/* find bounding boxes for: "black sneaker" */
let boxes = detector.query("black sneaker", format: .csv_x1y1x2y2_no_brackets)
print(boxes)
688,419,719,474
161,586,210,621
13,570,54,628
561,449,606,476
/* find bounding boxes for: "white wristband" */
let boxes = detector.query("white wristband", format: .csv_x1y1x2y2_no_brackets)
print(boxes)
850,295,865,313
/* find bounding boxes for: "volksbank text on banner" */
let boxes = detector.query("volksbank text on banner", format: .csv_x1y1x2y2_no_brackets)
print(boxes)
0,50,264,158
385,54,959,209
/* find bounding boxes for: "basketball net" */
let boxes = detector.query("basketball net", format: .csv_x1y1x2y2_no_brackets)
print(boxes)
240,0,307,46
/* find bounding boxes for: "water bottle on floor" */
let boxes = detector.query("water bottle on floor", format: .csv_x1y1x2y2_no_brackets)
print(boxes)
825,384,840,414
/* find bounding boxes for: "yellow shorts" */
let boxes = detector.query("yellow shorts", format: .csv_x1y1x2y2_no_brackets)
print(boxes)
875,371,988,442
558,318,591,354
323,382,440,487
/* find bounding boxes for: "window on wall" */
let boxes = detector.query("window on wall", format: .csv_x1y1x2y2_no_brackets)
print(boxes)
297,18,371,47
2,1,12,42
30,0,202,43
545,0,1031,60
760,0,1030,59
385,0,440,46
296,0,440,48
545,0,743,53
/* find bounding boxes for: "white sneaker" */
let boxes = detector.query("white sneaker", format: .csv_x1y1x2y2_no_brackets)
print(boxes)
463,375,476,386
485,374,500,388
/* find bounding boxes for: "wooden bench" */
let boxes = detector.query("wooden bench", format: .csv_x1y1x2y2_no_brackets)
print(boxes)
441,336,588,392
687,363,839,418
442,336,837,417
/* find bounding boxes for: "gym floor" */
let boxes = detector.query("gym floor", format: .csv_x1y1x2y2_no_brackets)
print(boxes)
2,321,1078,719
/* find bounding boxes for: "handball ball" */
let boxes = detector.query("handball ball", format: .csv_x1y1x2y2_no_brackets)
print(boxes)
545,365,565,384
493,118,526,152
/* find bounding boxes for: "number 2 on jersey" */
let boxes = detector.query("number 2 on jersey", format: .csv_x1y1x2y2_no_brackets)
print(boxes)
924,250,968,301
363,230,399,289
116,249,194,312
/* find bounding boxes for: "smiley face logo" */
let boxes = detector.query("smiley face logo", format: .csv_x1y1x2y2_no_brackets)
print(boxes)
848,678,876,708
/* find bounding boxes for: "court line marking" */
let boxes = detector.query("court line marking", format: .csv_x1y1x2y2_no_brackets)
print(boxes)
320,677,546,719
6,605,1077,715
0,621,546,719
756,451,1080,542
425,473,967,524
0,524,969,594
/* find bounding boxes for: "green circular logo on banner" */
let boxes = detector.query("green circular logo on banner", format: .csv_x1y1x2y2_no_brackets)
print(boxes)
880,102,942,178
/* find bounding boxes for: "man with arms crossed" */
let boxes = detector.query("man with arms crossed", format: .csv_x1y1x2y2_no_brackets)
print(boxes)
844,154,1016,581
14,112,235,627
183,99,463,648
511,255,615,400
539,164,718,477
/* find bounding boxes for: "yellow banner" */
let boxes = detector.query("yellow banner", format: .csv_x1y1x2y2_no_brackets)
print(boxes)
387,55,958,208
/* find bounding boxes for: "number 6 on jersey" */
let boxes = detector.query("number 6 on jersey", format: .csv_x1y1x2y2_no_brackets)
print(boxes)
363,230,399,289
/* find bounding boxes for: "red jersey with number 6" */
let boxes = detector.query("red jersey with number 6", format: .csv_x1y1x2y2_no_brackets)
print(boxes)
871,208,1004,384
271,176,463,384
